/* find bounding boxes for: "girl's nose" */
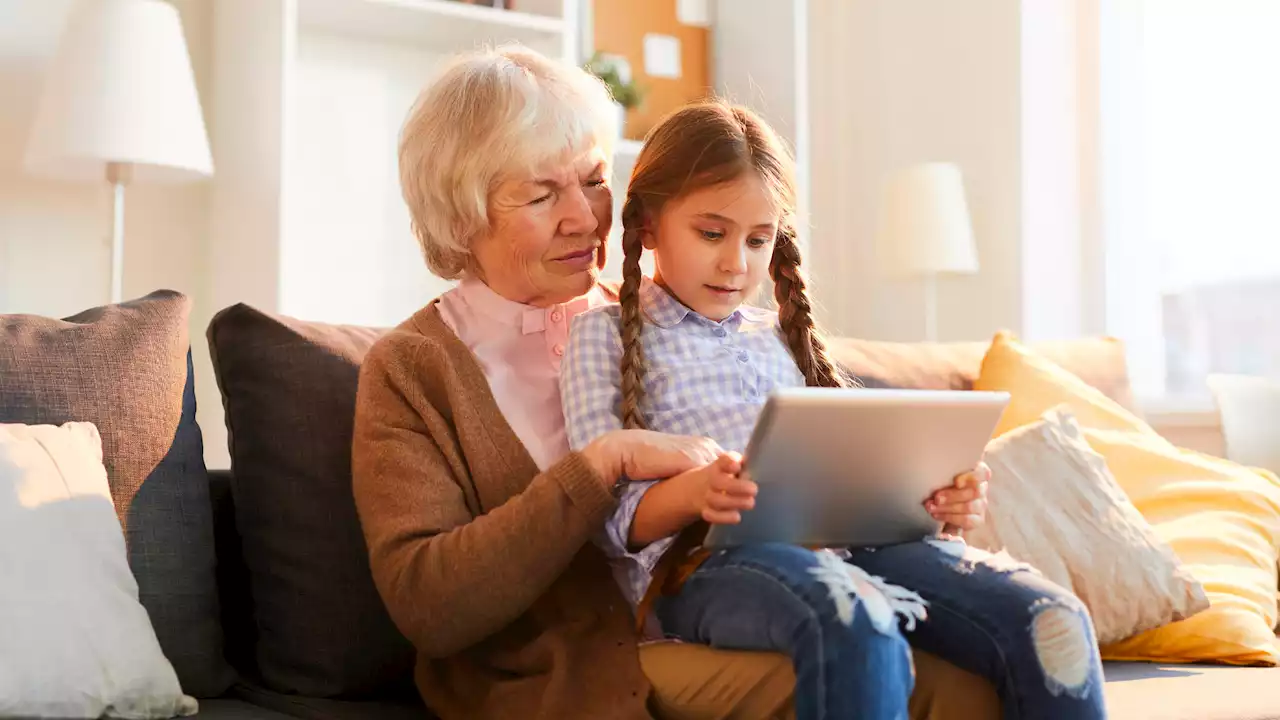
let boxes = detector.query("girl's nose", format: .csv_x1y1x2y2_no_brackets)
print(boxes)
720,241,748,274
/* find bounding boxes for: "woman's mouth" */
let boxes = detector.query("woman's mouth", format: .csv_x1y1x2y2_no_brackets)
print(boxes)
554,246,597,267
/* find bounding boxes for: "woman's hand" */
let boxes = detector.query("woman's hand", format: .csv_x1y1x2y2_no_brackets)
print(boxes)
675,452,758,525
924,461,991,536
581,429,724,489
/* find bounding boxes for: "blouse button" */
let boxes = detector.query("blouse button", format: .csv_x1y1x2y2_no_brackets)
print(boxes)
551,310,564,323
553,343,565,357
714,328,727,338
737,352,749,363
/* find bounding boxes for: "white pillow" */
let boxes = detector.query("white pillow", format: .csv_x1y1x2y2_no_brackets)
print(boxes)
0,422,198,719
967,408,1209,645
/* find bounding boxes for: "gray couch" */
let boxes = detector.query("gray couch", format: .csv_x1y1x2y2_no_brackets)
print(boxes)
4,290,1279,719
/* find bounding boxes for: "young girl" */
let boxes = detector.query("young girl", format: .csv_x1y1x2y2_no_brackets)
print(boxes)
561,101,1107,720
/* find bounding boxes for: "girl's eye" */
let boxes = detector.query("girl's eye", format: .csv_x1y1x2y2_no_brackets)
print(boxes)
586,178,607,188
699,229,724,241
748,236,772,249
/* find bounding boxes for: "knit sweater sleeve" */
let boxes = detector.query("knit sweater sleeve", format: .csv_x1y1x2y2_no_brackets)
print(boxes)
350,331,618,659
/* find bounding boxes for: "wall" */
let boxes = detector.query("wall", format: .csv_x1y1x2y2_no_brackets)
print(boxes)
807,0,1024,343
806,0,1100,345
281,31,449,326
0,0,222,464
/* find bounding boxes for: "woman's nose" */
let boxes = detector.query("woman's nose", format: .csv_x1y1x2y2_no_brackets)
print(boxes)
558,186,599,236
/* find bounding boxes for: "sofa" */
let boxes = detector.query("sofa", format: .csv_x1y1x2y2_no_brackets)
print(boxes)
4,290,1280,720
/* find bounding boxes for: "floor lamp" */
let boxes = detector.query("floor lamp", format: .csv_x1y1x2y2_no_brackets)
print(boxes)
24,0,213,304
877,163,979,342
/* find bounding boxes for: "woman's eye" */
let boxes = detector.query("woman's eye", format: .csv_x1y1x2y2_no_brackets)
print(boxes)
699,229,724,241
528,193,552,205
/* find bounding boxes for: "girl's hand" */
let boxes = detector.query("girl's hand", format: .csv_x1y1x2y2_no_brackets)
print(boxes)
680,452,758,525
924,461,991,536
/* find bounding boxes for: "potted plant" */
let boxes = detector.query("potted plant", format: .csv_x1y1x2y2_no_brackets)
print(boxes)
584,52,646,138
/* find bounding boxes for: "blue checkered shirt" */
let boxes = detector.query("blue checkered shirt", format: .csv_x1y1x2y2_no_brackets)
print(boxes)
561,278,805,606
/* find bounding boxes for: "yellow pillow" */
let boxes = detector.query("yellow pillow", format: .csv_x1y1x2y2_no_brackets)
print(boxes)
975,331,1280,665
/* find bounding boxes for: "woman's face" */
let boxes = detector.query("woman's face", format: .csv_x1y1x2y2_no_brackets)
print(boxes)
472,146,612,307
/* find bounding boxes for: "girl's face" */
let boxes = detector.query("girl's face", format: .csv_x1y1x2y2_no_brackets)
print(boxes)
644,173,780,321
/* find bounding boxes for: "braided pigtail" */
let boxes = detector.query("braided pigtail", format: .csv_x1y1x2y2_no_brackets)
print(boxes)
770,229,848,388
618,195,649,429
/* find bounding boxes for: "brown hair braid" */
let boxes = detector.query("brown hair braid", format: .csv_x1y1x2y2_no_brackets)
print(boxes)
770,229,847,388
618,195,649,429
616,101,847,425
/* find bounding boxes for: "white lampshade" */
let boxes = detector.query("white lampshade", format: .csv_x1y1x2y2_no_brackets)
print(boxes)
25,0,213,183
877,162,978,278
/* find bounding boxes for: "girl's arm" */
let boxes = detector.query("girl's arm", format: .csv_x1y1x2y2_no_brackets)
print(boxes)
561,310,683,561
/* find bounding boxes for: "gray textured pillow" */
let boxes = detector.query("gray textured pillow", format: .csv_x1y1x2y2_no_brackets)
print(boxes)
0,291,232,697
207,304,413,698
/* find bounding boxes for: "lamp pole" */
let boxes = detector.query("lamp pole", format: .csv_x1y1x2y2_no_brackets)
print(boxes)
106,162,132,304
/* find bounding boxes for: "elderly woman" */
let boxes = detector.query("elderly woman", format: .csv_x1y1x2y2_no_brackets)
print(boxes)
351,46,1000,720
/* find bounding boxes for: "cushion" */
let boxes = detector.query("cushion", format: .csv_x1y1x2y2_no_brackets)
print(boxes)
207,304,413,697
1103,662,1280,720
968,407,1209,645
0,421,198,718
0,291,232,696
828,335,1136,410
975,331,1280,665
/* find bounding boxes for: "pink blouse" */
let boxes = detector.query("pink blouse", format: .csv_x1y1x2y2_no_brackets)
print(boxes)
436,277,611,471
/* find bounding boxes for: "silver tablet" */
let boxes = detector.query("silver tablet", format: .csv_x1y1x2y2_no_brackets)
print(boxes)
703,387,1011,549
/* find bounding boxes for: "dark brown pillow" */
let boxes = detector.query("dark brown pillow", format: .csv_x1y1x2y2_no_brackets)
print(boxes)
207,304,413,698
0,291,233,697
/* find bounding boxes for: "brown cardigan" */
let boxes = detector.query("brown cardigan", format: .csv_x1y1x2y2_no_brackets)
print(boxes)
350,300,654,719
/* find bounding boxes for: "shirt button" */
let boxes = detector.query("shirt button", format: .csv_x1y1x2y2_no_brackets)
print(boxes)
747,388,758,398
554,344,565,357
737,352,749,363
551,310,564,323
714,328,727,338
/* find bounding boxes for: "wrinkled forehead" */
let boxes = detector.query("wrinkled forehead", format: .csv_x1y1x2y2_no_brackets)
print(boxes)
506,139,609,184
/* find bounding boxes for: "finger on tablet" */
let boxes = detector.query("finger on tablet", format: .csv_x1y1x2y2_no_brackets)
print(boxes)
703,508,742,525
931,496,984,514
716,452,743,474
937,513,984,531
705,490,755,512
711,474,757,497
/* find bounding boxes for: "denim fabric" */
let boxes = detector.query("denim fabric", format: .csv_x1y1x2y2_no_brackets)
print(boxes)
657,541,1108,720
850,540,1108,720
655,543,915,720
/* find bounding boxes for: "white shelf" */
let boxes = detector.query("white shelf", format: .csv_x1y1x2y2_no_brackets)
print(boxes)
298,0,565,49
615,138,643,164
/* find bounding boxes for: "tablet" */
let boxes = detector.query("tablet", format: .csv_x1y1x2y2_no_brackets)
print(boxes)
702,387,1011,549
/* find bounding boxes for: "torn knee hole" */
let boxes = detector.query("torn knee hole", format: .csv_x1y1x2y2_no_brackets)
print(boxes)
1030,600,1093,696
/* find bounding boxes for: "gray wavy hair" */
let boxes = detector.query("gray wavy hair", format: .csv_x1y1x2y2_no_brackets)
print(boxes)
398,45,618,280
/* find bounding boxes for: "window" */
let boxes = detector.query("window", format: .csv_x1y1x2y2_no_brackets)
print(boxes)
1104,0,1280,403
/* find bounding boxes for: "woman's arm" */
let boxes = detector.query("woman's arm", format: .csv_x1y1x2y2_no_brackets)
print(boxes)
352,337,618,659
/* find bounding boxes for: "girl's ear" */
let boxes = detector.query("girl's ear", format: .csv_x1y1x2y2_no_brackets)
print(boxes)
640,212,659,250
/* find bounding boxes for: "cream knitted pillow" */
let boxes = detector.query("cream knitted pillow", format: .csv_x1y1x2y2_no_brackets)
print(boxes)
967,408,1209,645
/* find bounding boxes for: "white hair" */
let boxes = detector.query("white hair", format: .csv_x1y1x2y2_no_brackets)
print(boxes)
398,45,618,280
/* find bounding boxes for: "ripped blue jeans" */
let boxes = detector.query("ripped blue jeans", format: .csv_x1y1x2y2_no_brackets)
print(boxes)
654,540,1107,720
